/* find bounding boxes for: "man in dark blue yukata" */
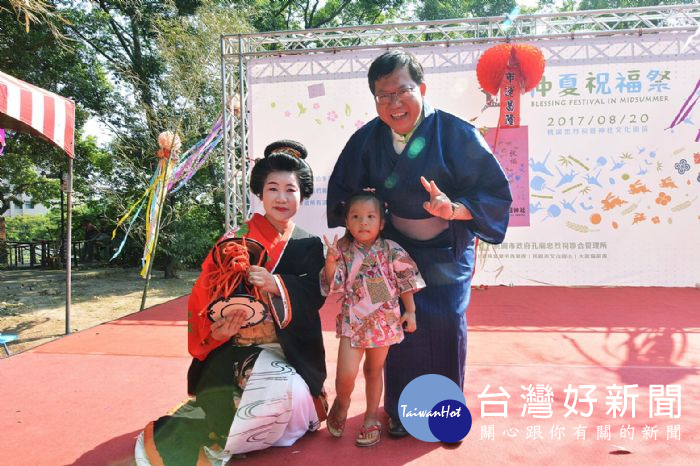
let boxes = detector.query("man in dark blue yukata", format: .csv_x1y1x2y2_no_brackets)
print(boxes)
327,49,513,438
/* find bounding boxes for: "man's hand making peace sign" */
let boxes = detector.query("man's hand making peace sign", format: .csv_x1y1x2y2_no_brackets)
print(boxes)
420,176,473,221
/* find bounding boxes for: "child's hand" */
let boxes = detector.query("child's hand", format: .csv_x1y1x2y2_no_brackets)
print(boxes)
323,234,341,263
400,311,417,333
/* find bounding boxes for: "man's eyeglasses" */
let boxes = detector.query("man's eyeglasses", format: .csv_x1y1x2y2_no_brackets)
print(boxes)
374,87,415,105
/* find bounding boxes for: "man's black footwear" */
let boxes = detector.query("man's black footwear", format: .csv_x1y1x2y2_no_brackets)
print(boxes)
441,440,463,448
388,418,409,438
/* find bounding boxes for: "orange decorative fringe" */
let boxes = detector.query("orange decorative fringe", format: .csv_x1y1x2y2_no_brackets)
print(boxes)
200,238,263,318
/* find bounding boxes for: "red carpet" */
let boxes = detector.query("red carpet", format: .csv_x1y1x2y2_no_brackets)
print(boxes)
1,288,698,465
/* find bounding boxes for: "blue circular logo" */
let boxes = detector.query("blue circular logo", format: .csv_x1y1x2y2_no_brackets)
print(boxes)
398,374,472,442
428,400,472,443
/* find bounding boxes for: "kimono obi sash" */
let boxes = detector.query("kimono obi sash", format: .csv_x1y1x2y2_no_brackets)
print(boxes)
233,319,277,346
390,214,449,241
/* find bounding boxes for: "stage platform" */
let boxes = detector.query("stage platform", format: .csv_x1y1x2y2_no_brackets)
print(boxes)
1,286,698,465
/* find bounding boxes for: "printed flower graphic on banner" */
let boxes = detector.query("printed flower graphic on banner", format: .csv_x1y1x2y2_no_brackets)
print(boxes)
656,192,672,205
694,153,700,164
274,98,367,134
526,144,698,233
674,159,690,174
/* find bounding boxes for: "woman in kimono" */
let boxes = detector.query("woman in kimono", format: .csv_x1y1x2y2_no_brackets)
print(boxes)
136,140,327,465
327,50,513,437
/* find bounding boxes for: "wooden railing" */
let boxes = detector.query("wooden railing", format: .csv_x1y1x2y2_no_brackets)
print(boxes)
0,240,113,269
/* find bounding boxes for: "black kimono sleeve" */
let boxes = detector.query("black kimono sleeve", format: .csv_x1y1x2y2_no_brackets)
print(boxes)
272,228,327,397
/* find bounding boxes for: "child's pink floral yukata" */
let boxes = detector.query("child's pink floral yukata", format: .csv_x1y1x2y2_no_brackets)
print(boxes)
320,237,425,348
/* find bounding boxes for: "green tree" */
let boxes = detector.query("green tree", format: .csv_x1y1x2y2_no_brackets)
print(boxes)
47,1,256,277
2,0,62,34
237,0,406,31
146,1,252,276
414,0,517,20
0,0,113,217
577,0,696,10
4,210,61,241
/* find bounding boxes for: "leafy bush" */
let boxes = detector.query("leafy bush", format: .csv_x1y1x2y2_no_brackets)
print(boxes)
4,212,62,242
159,203,223,269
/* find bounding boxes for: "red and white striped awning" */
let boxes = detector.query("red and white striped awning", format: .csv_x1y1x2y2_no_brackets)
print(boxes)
0,70,76,157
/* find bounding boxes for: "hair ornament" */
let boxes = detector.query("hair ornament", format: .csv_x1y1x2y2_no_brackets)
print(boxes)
269,147,303,159
264,139,308,160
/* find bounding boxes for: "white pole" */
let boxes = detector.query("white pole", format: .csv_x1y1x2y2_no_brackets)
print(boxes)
65,158,72,334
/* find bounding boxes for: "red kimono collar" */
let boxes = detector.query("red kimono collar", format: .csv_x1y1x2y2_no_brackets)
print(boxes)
243,213,294,272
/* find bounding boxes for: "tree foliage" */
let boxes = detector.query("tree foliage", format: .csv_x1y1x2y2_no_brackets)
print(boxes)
577,0,697,10
8,0,688,274
0,0,113,216
414,0,517,21
238,0,406,31
4,208,62,242
2,0,64,35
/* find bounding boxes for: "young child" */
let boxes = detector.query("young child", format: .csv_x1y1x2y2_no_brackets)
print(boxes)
321,190,425,447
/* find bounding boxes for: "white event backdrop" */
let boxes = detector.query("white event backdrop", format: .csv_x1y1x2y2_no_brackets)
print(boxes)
246,34,700,287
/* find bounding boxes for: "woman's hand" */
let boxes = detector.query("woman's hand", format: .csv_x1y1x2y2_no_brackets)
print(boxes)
247,265,279,295
210,309,246,341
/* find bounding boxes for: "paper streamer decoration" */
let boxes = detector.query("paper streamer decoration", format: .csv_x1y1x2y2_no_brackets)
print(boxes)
111,117,226,274
666,78,700,142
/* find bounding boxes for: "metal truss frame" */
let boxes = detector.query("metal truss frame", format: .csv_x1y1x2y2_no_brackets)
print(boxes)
220,4,700,230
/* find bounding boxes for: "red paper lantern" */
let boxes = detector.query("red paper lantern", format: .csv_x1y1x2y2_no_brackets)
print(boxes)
477,43,545,95
477,44,545,128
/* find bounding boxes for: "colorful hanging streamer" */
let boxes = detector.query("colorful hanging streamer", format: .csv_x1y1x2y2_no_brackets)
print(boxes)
111,117,226,275
169,117,224,193
666,78,700,142
140,154,176,276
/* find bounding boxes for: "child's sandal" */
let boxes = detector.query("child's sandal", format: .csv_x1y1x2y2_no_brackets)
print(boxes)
326,400,347,438
355,423,381,447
